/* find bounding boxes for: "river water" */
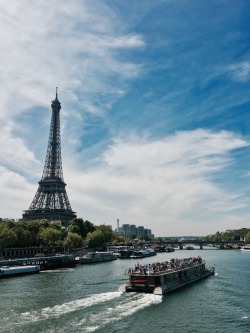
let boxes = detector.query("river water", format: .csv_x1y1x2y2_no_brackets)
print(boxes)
0,248,249,333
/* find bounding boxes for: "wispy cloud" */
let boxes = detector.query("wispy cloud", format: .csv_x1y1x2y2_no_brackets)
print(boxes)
228,61,250,82
65,129,248,235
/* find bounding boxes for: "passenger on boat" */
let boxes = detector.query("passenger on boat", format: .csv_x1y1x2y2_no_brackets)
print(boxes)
127,257,203,275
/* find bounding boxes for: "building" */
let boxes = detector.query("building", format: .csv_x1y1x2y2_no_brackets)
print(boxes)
115,222,154,240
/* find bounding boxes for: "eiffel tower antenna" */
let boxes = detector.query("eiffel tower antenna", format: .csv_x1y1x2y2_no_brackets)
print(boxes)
23,90,77,226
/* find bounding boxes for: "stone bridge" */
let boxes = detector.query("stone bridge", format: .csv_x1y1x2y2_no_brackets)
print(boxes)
146,239,245,249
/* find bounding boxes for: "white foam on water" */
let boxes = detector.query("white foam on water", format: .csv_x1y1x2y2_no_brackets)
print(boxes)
21,291,123,322
85,326,99,332
242,316,248,319
214,272,219,276
81,293,163,332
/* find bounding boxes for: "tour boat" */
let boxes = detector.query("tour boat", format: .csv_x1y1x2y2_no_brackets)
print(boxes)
79,251,117,264
0,265,40,278
119,256,214,295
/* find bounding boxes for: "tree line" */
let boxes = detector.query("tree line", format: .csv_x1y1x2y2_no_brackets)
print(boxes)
0,218,114,250
203,228,250,243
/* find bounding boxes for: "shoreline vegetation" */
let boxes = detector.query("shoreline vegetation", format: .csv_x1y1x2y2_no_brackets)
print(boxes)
0,218,249,255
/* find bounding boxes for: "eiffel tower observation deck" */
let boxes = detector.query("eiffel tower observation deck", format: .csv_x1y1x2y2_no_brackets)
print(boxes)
23,89,77,226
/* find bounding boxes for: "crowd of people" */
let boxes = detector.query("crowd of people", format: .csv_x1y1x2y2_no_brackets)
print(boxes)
127,256,203,275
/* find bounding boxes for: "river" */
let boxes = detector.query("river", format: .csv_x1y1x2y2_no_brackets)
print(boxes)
0,248,249,333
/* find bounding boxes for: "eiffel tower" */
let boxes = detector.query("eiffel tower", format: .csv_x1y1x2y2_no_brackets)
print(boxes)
23,89,77,226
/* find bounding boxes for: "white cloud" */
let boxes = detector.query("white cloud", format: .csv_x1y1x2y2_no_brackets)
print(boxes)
0,0,144,120
63,129,248,236
0,166,36,218
0,122,39,174
228,61,250,82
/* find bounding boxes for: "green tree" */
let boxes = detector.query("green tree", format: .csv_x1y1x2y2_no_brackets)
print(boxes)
0,224,18,248
68,218,95,239
86,229,105,249
96,225,113,242
25,220,50,245
64,232,84,248
86,225,114,249
15,226,33,247
38,227,63,246
245,231,250,243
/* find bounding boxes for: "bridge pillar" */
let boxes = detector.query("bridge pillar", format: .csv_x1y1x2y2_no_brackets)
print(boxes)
200,244,203,249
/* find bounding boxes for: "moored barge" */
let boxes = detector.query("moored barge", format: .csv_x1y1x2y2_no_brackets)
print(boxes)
119,256,214,295
0,265,40,278
0,254,75,271
79,251,117,264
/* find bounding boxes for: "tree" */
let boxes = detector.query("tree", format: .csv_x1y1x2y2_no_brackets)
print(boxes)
86,229,105,249
68,218,95,239
0,224,18,248
245,231,250,243
64,232,84,248
38,227,63,246
96,225,114,242
86,225,114,249
15,226,33,247
25,220,51,246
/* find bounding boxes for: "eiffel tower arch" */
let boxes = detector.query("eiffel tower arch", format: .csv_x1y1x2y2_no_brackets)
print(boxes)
23,89,77,226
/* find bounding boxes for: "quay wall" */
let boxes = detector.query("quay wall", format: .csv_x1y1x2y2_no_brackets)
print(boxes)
0,246,85,260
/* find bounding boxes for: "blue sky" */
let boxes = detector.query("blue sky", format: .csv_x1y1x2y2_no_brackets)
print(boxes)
1,0,250,236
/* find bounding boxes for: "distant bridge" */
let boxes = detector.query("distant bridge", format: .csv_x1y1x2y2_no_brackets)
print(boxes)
147,239,245,249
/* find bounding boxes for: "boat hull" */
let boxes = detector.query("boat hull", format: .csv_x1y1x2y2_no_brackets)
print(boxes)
153,269,214,295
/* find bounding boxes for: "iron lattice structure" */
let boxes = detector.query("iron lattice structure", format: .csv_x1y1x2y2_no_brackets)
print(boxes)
23,90,77,226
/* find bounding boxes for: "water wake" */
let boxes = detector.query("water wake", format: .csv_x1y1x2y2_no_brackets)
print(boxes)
17,292,162,332
21,292,123,321
78,293,163,332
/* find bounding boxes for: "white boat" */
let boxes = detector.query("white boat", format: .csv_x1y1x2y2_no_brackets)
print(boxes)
130,249,157,258
240,245,250,252
79,251,117,264
0,265,40,278
119,256,214,295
